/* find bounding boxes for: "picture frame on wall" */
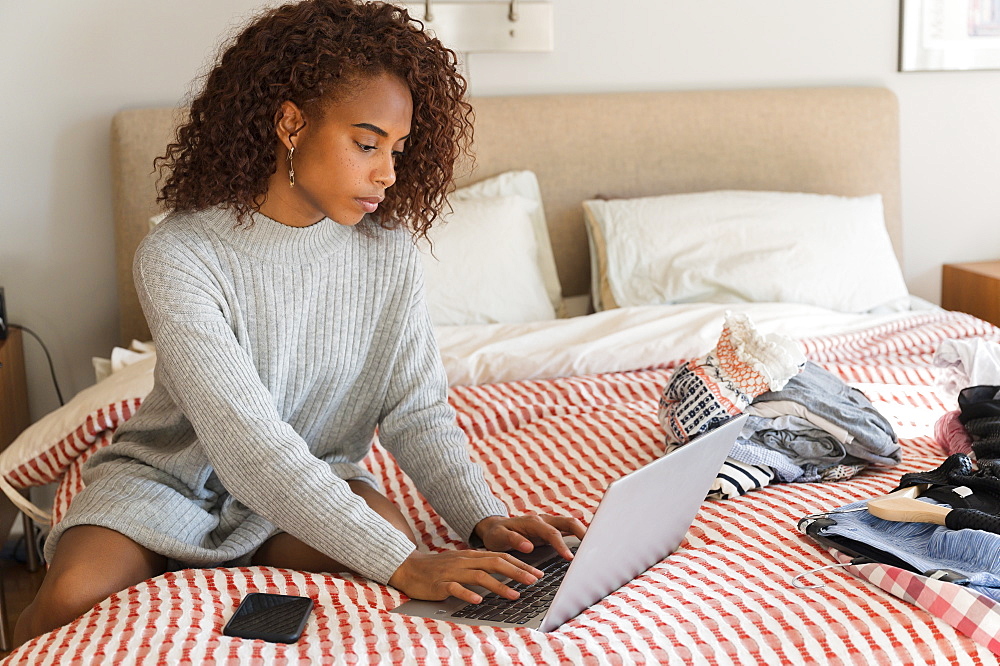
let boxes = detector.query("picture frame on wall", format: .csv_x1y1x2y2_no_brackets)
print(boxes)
899,0,1000,71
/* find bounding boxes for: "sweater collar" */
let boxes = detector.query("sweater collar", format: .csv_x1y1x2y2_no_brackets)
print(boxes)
201,205,355,262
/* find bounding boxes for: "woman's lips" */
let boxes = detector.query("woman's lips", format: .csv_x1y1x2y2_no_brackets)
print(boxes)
357,197,382,213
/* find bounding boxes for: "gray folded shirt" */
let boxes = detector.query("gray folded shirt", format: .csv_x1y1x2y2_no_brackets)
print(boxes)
731,362,901,482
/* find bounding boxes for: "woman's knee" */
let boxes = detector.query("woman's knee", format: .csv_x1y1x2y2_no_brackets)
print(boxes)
13,563,145,646
14,525,167,644
346,480,417,544
252,481,416,571
30,565,126,623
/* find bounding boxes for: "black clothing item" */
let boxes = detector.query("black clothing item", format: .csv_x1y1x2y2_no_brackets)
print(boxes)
895,453,1000,515
958,386,1000,460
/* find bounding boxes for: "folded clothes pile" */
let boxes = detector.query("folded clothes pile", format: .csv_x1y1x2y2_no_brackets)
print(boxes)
733,362,901,483
659,314,901,498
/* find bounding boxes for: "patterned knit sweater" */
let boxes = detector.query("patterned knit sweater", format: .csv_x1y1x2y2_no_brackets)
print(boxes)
50,206,508,584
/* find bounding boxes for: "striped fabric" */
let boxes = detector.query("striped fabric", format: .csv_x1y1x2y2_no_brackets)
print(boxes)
4,398,141,490
6,310,1000,664
707,458,776,500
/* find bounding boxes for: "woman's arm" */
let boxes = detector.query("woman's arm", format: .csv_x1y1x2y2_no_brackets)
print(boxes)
377,293,509,541
378,297,586,600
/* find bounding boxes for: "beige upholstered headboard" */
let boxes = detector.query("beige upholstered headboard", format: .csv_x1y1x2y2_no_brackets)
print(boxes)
111,86,901,344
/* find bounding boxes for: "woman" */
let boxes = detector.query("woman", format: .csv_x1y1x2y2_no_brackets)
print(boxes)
15,0,584,645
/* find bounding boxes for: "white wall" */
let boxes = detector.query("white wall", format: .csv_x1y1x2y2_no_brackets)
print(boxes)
2,0,1000,421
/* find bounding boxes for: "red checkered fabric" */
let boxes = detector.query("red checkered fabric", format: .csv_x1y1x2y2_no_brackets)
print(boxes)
6,310,1000,664
832,551,1000,655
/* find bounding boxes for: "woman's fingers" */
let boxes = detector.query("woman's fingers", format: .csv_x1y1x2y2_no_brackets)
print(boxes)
534,522,575,560
391,549,541,603
391,523,593,607
545,515,588,540
495,526,534,553
442,580,483,604
510,515,586,559
465,550,543,585
430,551,542,602
468,568,524,601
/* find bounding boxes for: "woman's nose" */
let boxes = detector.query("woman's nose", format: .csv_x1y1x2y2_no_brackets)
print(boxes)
374,153,396,188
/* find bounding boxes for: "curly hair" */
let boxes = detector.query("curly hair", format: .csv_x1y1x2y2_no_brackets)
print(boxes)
156,0,473,238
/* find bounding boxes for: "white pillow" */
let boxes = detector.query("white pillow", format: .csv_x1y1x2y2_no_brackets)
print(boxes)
452,170,563,317
583,190,909,313
93,339,156,382
149,211,169,230
420,194,556,325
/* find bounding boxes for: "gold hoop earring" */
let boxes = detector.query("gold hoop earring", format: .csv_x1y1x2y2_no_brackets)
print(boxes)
288,146,295,187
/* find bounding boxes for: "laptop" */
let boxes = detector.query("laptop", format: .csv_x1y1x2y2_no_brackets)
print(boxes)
390,414,747,632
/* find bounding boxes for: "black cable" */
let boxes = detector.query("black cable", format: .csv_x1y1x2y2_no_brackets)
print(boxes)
10,324,65,406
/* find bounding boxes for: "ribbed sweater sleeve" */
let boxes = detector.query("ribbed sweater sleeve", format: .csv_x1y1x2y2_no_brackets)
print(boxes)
379,287,509,542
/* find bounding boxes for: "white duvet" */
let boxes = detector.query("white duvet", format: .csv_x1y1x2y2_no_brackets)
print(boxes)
436,300,937,386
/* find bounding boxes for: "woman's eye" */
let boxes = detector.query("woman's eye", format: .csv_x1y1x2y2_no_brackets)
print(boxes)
356,142,377,152
392,151,404,161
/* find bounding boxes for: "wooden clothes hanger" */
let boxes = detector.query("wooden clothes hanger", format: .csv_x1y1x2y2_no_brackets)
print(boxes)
867,485,1000,535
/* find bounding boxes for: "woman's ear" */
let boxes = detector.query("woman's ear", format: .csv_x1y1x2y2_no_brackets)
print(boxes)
274,101,306,151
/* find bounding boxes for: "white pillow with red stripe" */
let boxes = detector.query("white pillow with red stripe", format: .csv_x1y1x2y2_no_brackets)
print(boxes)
0,354,155,521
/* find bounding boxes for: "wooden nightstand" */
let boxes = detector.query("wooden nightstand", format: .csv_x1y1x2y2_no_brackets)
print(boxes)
942,261,1000,327
0,327,31,650
0,328,32,450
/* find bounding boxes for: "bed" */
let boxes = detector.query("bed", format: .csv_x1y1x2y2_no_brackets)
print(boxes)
3,86,1000,664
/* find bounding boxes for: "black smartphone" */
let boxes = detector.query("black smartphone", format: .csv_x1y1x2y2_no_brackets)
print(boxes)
222,593,314,643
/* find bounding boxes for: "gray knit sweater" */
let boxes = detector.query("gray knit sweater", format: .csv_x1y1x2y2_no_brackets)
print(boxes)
45,206,508,584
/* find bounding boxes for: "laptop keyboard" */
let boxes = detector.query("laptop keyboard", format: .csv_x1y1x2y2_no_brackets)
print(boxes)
451,547,578,624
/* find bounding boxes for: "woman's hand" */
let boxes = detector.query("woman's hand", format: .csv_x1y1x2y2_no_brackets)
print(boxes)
388,549,544,604
474,514,587,561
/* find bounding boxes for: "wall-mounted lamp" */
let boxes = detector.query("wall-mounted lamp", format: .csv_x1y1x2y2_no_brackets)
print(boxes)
399,1,554,53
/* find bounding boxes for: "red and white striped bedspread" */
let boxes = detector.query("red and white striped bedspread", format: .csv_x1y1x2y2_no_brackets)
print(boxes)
6,311,1000,664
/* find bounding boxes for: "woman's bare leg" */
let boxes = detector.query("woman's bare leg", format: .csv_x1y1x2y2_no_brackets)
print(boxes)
14,483,411,644
13,525,167,646
251,480,417,572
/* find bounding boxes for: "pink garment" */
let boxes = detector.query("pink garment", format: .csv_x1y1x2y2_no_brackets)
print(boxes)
934,410,973,455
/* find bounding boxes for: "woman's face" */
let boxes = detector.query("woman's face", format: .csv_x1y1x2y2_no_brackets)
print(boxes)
265,72,413,227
